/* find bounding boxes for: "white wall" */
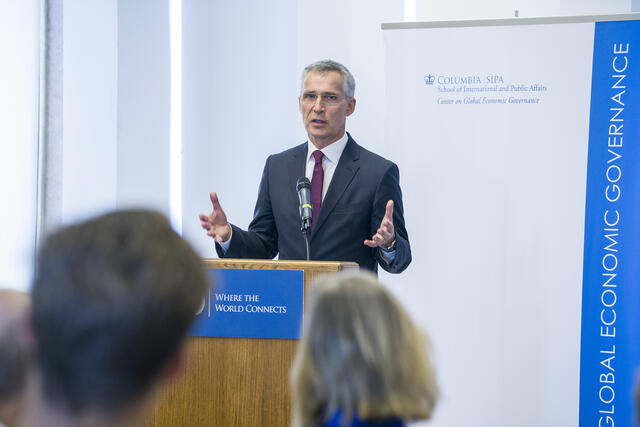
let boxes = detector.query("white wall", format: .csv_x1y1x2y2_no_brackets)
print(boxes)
46,0,170,229
0,0,40,291
117,0,171,215
61,0,118,224
181,0,299,255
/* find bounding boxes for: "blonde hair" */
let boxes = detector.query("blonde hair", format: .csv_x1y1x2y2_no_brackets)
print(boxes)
290,272,438,427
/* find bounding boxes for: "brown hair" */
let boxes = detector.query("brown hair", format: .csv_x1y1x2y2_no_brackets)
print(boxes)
32,209,209,413
0,290,31,405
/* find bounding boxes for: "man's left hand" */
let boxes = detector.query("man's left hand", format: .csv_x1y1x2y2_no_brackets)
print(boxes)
364,200,395,249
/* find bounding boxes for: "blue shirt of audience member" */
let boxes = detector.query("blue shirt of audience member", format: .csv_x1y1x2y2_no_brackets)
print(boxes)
323,411,405,427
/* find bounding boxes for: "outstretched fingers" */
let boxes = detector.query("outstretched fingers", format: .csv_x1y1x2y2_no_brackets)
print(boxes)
210,191,222,210
384,200,394,223
363,200,396,248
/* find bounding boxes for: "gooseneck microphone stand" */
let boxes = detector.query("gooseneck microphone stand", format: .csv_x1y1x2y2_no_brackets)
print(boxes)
302,227,310,261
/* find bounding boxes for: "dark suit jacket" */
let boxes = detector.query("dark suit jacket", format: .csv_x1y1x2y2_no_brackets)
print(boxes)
216,135,411,274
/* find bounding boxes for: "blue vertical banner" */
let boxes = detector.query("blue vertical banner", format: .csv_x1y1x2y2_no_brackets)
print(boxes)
580,20,640,427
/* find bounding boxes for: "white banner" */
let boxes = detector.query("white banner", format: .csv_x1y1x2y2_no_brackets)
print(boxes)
383,20,595,427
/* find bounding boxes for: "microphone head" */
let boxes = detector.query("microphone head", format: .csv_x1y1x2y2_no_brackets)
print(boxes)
296,177,311,191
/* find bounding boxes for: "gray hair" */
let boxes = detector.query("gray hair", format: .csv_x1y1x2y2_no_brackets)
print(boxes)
301,60,356,98
289,271,438,427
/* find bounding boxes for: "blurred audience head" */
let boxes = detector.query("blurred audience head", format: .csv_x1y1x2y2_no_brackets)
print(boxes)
0,289,32,427
290,271,438,427
29,209,208,424
636,370,640,425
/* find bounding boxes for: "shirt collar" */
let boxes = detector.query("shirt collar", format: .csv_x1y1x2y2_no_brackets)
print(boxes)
307,132,349,164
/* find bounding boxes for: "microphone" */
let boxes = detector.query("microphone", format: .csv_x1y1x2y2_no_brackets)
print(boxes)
296,177,313,234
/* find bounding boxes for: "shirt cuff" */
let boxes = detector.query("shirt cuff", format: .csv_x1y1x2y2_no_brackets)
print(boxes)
379,247,396,264
217,226,232,253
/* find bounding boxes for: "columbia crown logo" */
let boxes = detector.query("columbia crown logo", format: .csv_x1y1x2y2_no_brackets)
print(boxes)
424,74,435,85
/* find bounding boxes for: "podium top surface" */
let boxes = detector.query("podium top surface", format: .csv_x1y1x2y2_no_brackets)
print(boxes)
202,258,359,272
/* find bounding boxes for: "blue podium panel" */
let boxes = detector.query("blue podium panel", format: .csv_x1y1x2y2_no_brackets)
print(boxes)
190,268,304,339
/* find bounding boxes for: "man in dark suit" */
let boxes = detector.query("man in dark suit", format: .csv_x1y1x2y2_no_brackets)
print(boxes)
199,60,410,274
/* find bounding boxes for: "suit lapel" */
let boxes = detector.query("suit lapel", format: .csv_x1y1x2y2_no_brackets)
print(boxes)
311,136,360,241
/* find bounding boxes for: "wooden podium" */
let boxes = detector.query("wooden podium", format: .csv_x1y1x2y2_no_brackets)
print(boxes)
146,259,357,427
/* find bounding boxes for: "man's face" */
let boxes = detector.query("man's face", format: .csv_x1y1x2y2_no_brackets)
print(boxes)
299,70,355,149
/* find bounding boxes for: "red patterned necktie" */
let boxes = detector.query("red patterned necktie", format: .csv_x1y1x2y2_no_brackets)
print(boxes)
310,150,324,232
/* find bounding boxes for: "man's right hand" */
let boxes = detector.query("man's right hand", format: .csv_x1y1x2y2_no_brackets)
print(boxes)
199,192,232,243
